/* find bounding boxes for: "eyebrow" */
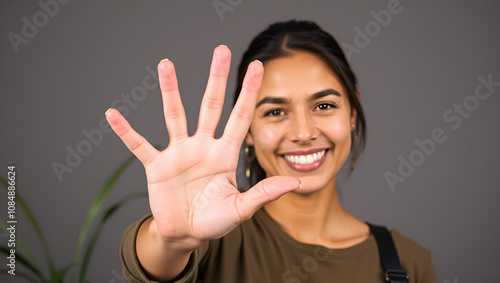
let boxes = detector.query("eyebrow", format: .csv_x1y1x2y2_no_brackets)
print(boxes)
256,88,341,108
309,88,341,101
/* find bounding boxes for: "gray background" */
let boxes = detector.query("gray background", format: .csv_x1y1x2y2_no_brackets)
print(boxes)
1,0,499,282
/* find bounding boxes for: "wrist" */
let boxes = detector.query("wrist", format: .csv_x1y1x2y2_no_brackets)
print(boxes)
147,218,203,254
137,217,198,281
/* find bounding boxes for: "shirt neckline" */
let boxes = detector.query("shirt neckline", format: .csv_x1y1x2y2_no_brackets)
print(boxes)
254,208,378,260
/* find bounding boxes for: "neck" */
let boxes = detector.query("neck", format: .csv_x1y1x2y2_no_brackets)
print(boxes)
263,178,369,248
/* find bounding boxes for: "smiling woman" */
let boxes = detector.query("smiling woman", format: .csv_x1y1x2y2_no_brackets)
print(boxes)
107,20,437,282
235,23,366,188
244,52,357,194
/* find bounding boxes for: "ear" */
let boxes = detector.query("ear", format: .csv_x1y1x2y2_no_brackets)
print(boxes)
245,131,255,146
350,89,360,129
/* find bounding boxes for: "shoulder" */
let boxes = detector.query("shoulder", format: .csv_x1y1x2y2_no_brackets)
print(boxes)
390,229,437,283
390,229,430,259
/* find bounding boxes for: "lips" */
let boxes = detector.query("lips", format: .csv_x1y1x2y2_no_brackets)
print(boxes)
280,149,329,172
284,150,326,165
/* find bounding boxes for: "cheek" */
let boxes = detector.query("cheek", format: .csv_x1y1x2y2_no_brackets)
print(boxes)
328,120,351,144
250,123,283,147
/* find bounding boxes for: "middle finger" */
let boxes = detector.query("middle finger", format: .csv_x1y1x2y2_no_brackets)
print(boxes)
196,45,231,137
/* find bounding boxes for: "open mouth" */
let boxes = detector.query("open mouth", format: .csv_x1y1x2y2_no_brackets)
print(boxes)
280,149,329,172
283,149,326,165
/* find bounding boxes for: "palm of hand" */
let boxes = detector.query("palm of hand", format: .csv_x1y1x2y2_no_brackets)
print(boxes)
146,137,243,241
106,45,299,246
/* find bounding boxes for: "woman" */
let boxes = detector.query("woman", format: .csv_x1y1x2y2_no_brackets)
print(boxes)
106,20,436,282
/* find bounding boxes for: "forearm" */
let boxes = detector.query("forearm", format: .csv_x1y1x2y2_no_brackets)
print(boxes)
136,217,198,282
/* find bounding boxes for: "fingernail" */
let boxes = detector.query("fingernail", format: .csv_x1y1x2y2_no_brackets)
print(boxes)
297,178,302,189
254,60,263,66
105,108,113,115
160,58,169,63
218,44,228,48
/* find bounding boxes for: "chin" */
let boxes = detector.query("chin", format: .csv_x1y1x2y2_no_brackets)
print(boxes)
291,175,335,195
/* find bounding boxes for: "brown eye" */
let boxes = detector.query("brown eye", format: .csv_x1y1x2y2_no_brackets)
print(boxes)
313,103,337,111
265,109,286,117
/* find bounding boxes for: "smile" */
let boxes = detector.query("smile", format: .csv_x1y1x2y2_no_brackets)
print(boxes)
283,150,326,165
280,149,329,172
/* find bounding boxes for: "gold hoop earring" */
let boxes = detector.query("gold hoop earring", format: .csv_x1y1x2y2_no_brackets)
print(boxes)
245,145,256,179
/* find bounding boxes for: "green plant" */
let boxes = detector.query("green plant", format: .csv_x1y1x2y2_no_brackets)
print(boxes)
0,155,147,282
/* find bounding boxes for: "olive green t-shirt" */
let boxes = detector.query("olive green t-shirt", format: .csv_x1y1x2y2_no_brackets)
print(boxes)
120,209,436,283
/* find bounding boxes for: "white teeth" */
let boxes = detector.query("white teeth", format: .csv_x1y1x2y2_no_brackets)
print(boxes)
284,150,326,165
306,155,313,164
299,156,306,164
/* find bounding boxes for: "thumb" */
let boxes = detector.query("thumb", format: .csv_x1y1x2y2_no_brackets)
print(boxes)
237,176,301,221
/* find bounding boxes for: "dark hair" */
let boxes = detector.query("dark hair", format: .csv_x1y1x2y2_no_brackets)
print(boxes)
234,20,366,186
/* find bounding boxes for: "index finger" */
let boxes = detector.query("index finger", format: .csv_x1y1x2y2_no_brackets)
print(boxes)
222,60,263,146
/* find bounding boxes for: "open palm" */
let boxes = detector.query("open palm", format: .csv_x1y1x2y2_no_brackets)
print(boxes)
106,45,299,248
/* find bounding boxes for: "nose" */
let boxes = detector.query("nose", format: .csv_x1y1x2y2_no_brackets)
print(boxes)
287,111,318,144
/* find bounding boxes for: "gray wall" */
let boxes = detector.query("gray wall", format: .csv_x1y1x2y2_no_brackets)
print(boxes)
1,0,499,282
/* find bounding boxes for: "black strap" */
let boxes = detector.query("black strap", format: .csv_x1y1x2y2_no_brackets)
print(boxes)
367,222,409,283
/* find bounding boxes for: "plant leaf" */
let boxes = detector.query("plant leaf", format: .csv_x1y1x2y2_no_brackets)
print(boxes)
70,155,136,282
0,176,49,282
0,269,41,282
79,192,147,283
0,220,38,272
0,245,47,282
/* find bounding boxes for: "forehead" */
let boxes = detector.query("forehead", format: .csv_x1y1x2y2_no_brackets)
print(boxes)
259,51,346,99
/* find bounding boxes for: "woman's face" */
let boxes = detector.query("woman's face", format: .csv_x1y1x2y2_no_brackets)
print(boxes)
246,51,356,193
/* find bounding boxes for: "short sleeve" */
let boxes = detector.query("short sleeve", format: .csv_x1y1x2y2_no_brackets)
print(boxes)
416,250,437,283
120,214,209,283
390,230,437,283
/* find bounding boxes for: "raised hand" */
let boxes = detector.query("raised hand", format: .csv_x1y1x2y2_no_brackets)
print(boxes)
105,45,300,250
